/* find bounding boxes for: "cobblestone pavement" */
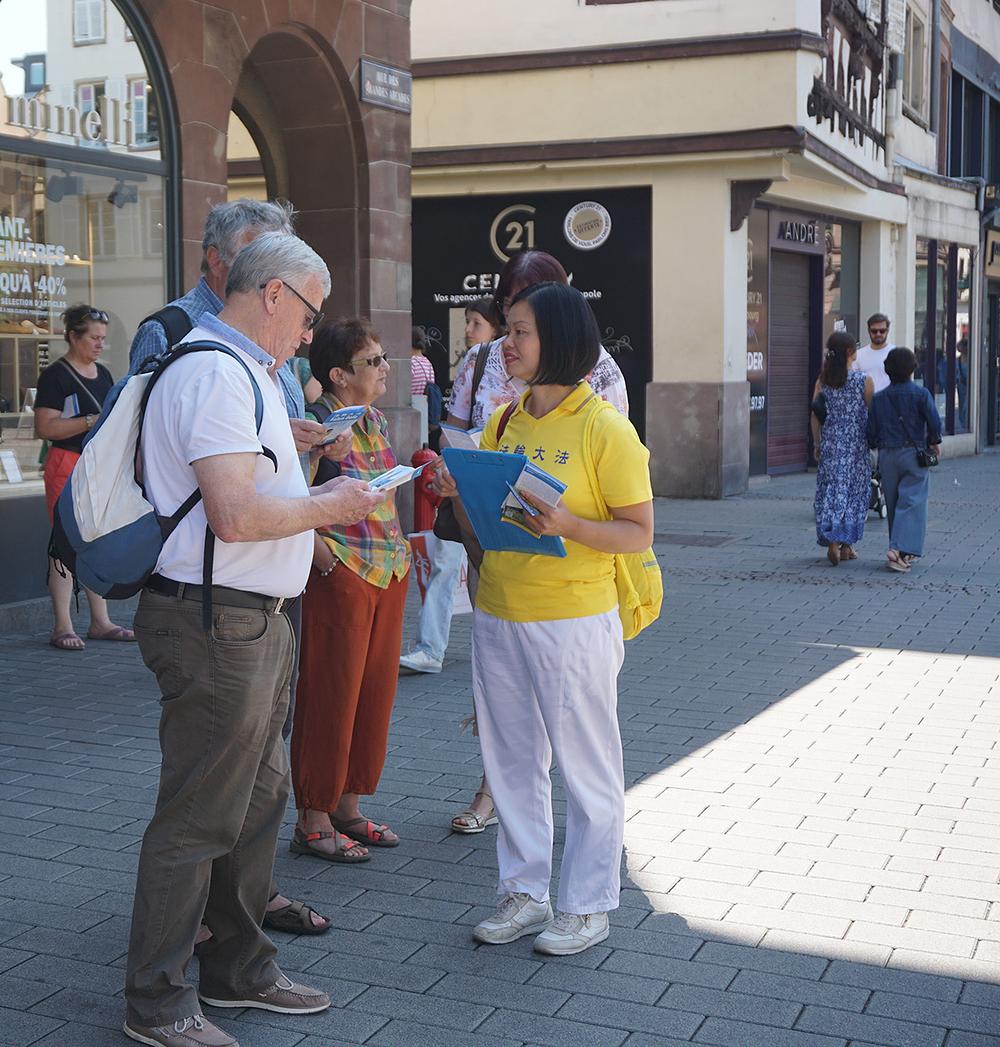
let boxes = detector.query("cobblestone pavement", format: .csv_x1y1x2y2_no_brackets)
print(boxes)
1,452,999,1047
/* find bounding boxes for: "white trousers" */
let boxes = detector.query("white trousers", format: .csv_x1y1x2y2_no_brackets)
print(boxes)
471,607,625,914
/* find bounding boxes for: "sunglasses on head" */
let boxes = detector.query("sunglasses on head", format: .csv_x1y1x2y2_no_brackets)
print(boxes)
81,309,109,323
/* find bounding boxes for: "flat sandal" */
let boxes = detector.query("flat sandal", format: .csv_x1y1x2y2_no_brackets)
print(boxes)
289,827,370,863
451,789,498,834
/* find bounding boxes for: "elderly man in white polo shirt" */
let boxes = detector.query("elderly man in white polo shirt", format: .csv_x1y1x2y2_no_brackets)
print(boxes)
123,232,384,1047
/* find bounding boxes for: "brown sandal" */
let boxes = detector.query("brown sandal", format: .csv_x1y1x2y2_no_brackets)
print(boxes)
289,827,370,863
262,894,331,935
331,816,399,848
827,543,841,566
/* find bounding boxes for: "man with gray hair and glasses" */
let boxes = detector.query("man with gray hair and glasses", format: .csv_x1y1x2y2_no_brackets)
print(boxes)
123,232,385,1047
128,198,295,373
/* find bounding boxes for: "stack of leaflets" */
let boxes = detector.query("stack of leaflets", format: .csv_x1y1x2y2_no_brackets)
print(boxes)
318,405,366,446
369,462,428,492
500,462,566,534
439,424,483,451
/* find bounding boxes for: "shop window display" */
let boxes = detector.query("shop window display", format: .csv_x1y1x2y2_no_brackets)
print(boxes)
913,237,972,436
0,0,167,487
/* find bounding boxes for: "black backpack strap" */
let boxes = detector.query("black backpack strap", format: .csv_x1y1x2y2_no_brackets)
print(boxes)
468,340,493,415
141,304,195,351
202,525,216,632
306,399,333,425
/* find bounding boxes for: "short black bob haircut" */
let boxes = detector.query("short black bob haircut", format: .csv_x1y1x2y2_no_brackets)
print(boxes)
884,346,917,385
508,281,601,387
310,317,379,393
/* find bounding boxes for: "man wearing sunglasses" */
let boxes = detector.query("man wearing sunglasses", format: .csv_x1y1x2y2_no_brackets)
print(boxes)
123,232,385,1047
854,313,896,394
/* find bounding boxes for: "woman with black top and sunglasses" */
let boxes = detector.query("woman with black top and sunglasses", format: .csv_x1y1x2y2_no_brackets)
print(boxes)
34,305,135,650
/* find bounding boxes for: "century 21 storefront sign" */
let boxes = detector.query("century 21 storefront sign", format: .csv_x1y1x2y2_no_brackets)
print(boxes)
412,187,651,436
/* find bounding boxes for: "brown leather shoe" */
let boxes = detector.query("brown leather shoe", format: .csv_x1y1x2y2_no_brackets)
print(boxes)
199,974,330,1014
123,1014,238,1046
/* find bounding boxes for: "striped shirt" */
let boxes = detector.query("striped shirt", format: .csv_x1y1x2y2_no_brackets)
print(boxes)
307,395,411,588
410,353,436,396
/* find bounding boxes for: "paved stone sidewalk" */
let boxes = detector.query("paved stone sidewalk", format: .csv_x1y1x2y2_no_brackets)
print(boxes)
1,452,999,1046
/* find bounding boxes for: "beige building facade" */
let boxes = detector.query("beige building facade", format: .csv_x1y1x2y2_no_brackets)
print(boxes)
411,0,991,497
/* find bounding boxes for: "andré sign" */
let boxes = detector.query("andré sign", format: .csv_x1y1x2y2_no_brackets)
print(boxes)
777,220,818,245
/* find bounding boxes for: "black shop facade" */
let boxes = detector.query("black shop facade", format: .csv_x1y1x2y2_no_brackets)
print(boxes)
412,188,652,440
747,205,861,476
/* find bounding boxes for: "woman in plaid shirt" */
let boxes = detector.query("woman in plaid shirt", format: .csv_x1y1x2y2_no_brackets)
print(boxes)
290,319,411,862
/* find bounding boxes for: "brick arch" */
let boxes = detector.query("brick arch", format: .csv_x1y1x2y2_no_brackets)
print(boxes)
138,0,411,346
233,23,369,320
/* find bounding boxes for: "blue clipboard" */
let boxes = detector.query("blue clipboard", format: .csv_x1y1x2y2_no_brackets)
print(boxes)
442,448,567,557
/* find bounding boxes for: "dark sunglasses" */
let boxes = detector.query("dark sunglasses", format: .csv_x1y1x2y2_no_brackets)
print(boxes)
347,352,389,371
260,280,325,332
81,309,109,323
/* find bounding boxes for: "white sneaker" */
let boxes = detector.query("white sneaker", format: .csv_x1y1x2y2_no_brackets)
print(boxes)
533,910,610,955
399,649,443,674
473,892,553,944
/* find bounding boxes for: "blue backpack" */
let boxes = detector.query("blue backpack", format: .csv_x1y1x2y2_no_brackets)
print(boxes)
51,341,272,629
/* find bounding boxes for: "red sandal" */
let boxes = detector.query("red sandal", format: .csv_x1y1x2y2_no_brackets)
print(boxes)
289,827,370,863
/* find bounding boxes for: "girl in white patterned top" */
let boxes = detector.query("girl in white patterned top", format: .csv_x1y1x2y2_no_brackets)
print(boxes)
448,253,628,428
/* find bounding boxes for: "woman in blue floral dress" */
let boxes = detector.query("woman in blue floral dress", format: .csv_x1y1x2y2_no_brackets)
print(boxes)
811,332,874,565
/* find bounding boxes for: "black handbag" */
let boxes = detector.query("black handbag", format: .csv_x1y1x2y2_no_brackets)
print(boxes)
810,391,827,425
432,499,462,542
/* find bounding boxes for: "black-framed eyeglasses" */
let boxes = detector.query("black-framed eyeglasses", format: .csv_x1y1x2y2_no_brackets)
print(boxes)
260,280,325,332
347,352,389,371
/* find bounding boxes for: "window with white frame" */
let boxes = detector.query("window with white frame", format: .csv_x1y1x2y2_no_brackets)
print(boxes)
128,79,159,147
903,5,927,117
76,81,106,117
73,0,106,44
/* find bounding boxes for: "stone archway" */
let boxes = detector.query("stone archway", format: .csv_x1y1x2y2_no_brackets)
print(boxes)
139,0,411,352
233,25,368,322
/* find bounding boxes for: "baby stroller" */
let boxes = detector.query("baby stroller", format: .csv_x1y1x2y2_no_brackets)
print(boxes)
870,466,887,518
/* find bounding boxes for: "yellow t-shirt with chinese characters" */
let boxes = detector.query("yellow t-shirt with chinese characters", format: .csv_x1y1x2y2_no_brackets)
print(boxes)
475,381,652,623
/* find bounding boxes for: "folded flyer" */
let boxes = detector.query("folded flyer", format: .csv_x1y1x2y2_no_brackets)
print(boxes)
369,461,428,492
500,461,567,534
439,424,483,450
318,405,366,445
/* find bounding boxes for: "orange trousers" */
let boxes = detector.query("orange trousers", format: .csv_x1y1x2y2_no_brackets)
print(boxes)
291,564,408,812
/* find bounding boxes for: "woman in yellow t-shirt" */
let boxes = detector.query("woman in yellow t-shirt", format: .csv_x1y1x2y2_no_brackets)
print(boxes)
437,282,653,956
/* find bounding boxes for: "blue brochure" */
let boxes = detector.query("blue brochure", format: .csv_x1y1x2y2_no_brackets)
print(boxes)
442,448,567,557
